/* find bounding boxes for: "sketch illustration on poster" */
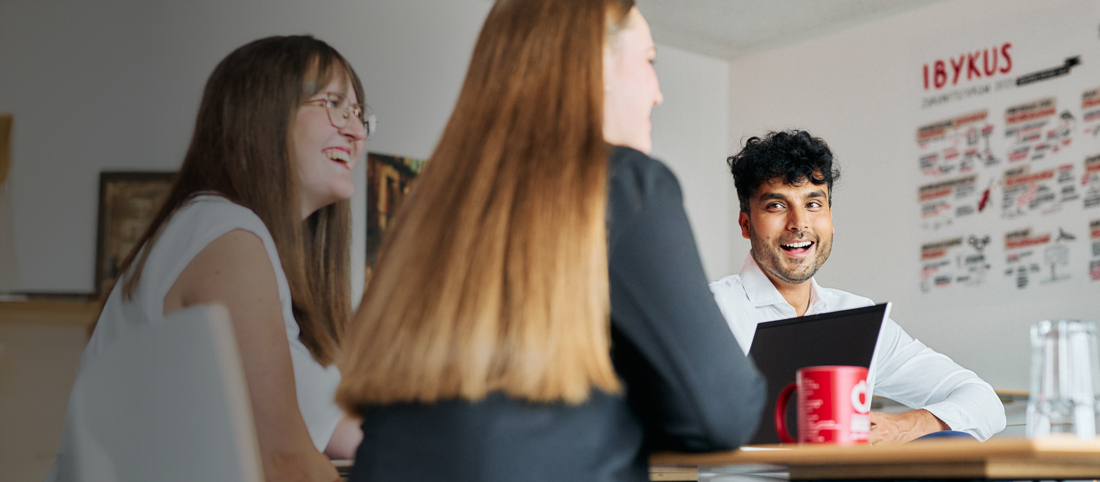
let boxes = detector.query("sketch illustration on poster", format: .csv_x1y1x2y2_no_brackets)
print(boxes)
961,234,993,287
1004,98,1073,164
917,111,999,178
1083,155,1100,208
919,176,980,231
1003,227,1076,289
919,234,991,292
1000,163,1079,219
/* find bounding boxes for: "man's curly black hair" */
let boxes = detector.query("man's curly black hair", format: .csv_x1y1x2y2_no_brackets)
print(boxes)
727,130,840,214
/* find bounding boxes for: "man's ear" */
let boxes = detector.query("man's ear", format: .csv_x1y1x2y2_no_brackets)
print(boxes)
739,211,751,240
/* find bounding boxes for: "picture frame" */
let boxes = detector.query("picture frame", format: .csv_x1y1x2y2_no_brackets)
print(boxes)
94,171,175,298
366,152,425,270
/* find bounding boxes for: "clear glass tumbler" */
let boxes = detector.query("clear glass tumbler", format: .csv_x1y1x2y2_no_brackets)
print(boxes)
1026,320,1100,439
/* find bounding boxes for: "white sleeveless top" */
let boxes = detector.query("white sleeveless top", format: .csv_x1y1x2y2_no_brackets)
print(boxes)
85,194,342,451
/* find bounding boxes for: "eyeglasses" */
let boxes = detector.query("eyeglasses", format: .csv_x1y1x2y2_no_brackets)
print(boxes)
304,94,377,139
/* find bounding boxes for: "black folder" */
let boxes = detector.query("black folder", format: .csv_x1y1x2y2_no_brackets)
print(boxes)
746,303,890,444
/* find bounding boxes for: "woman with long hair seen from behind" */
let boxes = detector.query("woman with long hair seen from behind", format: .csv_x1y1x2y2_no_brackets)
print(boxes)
336,1,764,481
55,36,369,482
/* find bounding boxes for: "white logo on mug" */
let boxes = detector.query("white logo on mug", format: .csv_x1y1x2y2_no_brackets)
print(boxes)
850,413,871,434
850,380,870,413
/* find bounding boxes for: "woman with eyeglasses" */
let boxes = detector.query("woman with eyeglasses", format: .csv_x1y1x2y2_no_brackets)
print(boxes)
55,35,372,482
335,1,764,481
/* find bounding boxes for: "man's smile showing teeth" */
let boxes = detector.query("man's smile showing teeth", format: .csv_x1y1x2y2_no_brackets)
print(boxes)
780,240,814,255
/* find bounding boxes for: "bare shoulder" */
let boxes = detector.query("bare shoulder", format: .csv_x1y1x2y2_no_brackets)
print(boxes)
164,229,281,318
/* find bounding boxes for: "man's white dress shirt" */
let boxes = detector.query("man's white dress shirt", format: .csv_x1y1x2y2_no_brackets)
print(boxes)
710,256,1006,441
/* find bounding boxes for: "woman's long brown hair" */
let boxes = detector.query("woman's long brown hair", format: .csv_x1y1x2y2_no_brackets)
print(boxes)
108,36,359,366
337,0,634,410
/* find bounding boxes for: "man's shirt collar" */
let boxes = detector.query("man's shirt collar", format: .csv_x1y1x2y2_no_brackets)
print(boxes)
740,255,828,315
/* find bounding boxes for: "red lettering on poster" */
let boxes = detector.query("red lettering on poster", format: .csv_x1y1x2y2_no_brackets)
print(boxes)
919,187,953,201
950,55,965,85
967,51,982,80
1005,170,1055,187
922,248,946,260
922,43,1012,90
1005,234,1051,250
933,60,947,89
955,112,987,125
1083,89,1100,109
982,48,999,76
1006,108,1057,125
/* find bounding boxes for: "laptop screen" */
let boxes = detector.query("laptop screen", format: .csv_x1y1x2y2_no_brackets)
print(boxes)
746,302,890,444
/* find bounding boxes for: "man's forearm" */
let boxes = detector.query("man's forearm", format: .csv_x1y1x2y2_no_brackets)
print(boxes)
868,409,949,445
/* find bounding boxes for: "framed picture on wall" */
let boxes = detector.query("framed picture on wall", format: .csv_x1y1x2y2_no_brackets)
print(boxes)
366,152,425,279
94,171,175,298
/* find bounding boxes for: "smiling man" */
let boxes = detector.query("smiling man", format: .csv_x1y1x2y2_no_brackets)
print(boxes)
711,130,1005,444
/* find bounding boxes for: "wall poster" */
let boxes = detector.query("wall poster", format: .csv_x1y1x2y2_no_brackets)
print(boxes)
912,6,1100,304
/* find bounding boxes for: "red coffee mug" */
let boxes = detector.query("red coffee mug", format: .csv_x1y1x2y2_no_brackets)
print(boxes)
775,365,871,444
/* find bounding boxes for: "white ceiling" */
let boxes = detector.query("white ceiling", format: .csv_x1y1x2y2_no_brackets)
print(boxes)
635,0,947,61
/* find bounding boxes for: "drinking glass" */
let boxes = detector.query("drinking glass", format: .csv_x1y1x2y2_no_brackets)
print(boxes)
1026,319,1100,439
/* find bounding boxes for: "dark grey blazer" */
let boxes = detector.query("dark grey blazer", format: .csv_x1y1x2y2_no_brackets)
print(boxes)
348,146,765,482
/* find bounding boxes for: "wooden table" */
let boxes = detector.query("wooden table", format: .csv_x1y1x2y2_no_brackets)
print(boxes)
649,437,1100,480
0,298,101,327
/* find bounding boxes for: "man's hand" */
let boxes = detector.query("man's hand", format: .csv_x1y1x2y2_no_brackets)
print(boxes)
869,409,949,445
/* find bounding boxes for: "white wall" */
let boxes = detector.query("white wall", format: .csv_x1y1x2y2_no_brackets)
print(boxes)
651,45,732,281
0,0,495,293
727,0,1100,391
0,0,732,296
